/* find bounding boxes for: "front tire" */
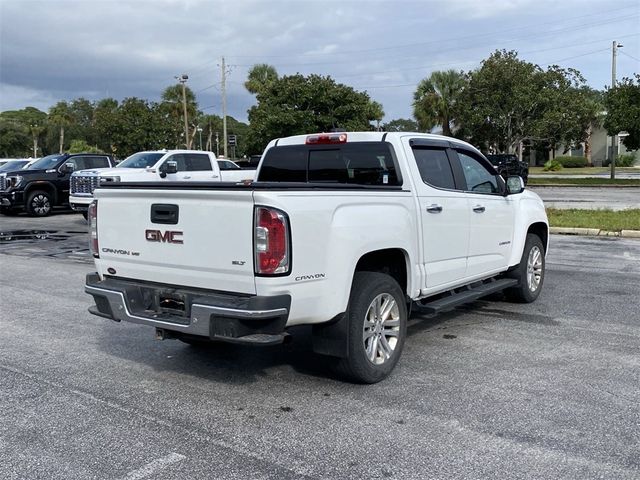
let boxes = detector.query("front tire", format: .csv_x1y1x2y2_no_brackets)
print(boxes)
336,272,407,384
26,190,52,217
505,233,545,303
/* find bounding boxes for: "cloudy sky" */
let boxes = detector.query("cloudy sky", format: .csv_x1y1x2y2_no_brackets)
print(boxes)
1,0,638,123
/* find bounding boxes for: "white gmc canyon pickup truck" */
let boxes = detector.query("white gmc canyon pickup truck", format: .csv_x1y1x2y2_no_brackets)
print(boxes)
85,132,548,383
69,150,254,215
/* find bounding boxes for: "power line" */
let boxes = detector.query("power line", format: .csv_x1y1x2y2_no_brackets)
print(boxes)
177,6,637,77
541,48,611,66
231,13,638,70
333,33,640,81
221,4,640,59
620,50,640,63
354,47,614,90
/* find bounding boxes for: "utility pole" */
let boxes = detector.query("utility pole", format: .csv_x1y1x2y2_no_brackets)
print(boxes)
176,74,190,149
610,41,623,179
221,57,228,158
215,131,220,157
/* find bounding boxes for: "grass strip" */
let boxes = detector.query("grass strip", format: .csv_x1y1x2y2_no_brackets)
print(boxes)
530,167,638,175
546,208,640,231
529,177,640,186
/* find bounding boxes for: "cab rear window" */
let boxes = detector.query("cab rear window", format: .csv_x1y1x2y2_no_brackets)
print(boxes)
258,142,401,186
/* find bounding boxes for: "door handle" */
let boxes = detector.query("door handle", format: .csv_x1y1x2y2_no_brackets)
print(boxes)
426,204,443,213
473,205,485,213
182,176,191,179
212,175,219,179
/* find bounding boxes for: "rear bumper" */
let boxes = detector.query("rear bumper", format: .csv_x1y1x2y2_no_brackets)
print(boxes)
85,273,291,344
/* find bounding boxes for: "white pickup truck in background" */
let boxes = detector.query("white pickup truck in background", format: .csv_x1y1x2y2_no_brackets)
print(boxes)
69,150,254,215
85,132,548,383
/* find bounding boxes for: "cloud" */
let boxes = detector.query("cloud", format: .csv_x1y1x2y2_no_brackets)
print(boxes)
1,0,638,122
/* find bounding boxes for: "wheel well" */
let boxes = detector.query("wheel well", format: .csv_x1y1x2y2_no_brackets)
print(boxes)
355,249,408,294
25,183,57,204
528,222,548,252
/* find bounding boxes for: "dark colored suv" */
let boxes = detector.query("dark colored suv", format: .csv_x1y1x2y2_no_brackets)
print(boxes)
485,154,529,184
0,153,114,216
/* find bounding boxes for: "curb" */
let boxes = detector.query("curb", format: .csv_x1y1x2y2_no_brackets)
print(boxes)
550,227,640,238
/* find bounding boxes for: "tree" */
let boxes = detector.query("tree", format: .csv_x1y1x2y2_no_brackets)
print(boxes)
383,118,419,132
93,98,120,154
413,69,466,136
244,64,279,95
604,74,640,151
67,139,103,154
368,101,385,131
160,84,198,148
48,101,75,153
457,50,593,156
0,107,47,157
247,73,380,154
532,66,591,158
0,119,29,157
576,88,605,166
457,51,544,152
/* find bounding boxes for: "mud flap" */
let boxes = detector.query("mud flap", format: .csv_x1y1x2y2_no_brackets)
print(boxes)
311,312,349,358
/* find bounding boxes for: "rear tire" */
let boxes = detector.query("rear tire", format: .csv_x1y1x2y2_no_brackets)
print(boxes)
504,233,545,303
335,272,407,384
26,190,52,217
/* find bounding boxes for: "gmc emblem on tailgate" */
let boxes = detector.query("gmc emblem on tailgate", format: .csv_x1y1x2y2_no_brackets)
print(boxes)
145,229,184,244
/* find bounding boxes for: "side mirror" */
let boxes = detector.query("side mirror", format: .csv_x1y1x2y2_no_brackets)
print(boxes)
60,162,75,175
159,160,178,178
506,176,525,195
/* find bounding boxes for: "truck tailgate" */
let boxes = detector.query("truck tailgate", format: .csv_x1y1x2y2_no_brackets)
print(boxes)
94,188,256,294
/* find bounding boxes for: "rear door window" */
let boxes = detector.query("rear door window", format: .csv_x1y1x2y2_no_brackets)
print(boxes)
185,153,212,171
85,156,110,168
411,147,456,190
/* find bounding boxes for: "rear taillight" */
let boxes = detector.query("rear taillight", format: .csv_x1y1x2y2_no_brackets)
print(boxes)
254,206,290,275
88,200,99,258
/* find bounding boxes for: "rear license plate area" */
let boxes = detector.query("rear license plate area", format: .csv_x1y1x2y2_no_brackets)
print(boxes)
156,291,188,316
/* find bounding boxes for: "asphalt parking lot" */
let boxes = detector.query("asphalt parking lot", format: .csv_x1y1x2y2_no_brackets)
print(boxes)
530,186,640,211
1,212,639,479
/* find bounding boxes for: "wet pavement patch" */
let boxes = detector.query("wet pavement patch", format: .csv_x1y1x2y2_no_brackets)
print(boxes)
0,229,91,263
0,230,71,242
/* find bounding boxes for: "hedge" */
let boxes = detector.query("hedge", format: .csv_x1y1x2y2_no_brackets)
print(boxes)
554,156,588,168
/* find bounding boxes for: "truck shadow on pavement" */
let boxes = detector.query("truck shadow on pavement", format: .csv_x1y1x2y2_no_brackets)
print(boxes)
94,301,536,384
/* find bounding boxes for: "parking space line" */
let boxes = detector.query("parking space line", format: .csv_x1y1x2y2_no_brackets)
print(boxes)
123,453,186,480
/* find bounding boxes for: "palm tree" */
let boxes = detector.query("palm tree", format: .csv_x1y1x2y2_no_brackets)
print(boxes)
161,84,198,148
244,64,278,95
413,70,466,137
581,88,605,167
48,101,74,153
369,101,385,131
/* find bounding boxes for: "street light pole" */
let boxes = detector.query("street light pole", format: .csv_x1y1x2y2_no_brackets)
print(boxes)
610,41,623,180
197,126,203,150
221,57,228,158
176,74,190,149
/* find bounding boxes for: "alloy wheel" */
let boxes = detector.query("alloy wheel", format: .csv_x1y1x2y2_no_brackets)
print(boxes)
527,246,543,292
362,293,400,365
